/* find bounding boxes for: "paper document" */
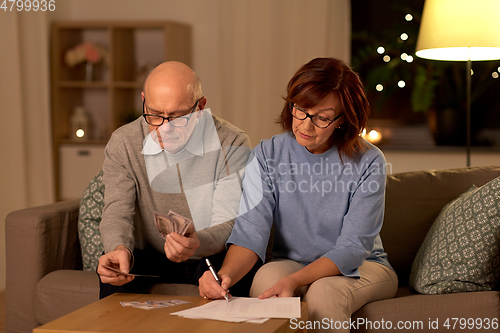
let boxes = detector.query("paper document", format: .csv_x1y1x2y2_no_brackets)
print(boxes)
171,297,301,323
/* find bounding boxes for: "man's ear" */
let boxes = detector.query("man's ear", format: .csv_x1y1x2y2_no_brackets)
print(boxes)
198,96,207,110
195,96,207,119
141,91,145,101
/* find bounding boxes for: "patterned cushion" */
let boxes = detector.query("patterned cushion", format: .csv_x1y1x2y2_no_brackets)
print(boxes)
78,170,105,271
409,176,500,294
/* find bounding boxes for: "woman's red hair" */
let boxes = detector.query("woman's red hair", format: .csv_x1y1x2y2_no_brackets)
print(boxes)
278,58,370,161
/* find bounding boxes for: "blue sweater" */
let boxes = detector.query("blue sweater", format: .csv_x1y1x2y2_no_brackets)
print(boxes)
228,132,392,277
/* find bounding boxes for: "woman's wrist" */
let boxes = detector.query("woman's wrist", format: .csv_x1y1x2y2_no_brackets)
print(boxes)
285,273,302,289
218,245,259,287
217,267,236,287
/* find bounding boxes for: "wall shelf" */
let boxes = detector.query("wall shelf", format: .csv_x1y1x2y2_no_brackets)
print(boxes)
50,20,192,200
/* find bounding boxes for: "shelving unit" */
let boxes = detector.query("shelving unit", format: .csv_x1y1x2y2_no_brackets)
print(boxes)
50,21,192,200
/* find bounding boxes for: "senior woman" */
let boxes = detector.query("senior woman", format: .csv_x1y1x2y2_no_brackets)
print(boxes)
199,57,398,332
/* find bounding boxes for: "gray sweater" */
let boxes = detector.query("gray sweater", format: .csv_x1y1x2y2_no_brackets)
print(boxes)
100,114,251,258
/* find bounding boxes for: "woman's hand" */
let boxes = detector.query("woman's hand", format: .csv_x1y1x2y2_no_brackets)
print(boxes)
198,245,260,299
258,275,298,299
198,269,231,300
164,222,200,262
260,257,341,298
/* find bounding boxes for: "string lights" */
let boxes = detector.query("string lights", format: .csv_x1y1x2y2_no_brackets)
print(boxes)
374,13,415,92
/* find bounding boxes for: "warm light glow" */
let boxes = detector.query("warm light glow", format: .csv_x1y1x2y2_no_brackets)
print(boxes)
406,55,414,63
369,130,380,139
416,48,500,61
400,33,409,41
377,46,385,54
398,80,406,88
76,129,85,138
362,129,382,144
376,84,384,91
493,72,499,79
400,53,408,61
383,55,391,62
405,14,413,21
415,0,500,61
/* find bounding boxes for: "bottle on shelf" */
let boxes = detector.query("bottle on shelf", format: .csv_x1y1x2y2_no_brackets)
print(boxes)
70,106,90,141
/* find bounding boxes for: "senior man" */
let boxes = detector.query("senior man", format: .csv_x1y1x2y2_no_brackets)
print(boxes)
97,61,251,298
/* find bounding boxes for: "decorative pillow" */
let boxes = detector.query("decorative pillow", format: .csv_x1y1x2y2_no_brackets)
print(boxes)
410,176,500,294
78,170,105,271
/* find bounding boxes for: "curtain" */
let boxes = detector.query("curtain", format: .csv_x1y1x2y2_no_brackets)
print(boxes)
214,0,351,144
0,12,54,289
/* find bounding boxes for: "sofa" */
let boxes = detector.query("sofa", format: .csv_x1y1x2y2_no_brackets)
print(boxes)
6,165,500,333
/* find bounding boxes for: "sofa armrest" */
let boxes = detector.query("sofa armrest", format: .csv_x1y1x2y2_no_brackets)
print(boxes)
6,198,82,333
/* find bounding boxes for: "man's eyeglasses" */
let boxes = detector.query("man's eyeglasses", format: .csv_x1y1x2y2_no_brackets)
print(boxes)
289,103,343,128
143,98,201,127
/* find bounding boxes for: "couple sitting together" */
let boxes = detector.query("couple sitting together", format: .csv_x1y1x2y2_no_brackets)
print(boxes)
96,58,397,333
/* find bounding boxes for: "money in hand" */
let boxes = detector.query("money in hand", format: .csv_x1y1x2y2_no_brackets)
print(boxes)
103,264,159,278
154,210,193,238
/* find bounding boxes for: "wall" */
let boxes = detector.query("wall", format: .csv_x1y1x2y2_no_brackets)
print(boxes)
0,0,350,290
50,0,351,144
383,150,500,174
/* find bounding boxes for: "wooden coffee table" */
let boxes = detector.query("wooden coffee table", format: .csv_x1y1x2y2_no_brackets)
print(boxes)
34,293,308,333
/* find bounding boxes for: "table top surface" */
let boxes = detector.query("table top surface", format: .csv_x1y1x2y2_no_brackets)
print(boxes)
34,293,308,333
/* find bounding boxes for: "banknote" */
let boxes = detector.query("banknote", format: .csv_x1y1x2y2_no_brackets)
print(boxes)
154,210,192,238
103,264,159,278
120,299,190,310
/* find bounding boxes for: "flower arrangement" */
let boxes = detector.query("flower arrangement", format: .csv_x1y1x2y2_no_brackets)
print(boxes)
64,42,107,67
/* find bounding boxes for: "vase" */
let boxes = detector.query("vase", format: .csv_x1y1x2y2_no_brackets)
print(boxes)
85,62,93,82
71,106,90,140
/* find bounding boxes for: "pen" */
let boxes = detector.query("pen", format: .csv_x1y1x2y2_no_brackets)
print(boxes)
205,258,229,302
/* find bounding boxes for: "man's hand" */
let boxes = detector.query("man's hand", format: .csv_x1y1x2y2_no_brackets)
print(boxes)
164,222,200,262
258,275,298,299
97,245,134,286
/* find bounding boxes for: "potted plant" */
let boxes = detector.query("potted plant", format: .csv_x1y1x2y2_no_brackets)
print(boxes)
352,5,500,146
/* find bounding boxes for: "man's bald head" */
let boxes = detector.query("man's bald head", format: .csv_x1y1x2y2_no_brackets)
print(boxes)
141,62,206,153
143,61,202,104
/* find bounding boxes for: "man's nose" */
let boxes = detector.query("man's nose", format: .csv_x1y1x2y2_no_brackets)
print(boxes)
158,121,175,133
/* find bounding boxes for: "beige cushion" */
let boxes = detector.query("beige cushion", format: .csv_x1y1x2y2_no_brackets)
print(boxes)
382,166,500,286
36,270,99,325
410,177,500,294
6,199,82,333
35,270,199,326
353,288,500,331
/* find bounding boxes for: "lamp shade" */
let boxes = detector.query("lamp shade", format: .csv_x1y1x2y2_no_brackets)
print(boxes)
416,0,500,61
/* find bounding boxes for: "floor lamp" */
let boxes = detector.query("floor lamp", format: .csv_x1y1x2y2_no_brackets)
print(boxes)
415,0,500,167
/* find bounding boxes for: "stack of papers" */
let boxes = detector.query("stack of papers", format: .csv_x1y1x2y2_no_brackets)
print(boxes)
171,297,301,323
